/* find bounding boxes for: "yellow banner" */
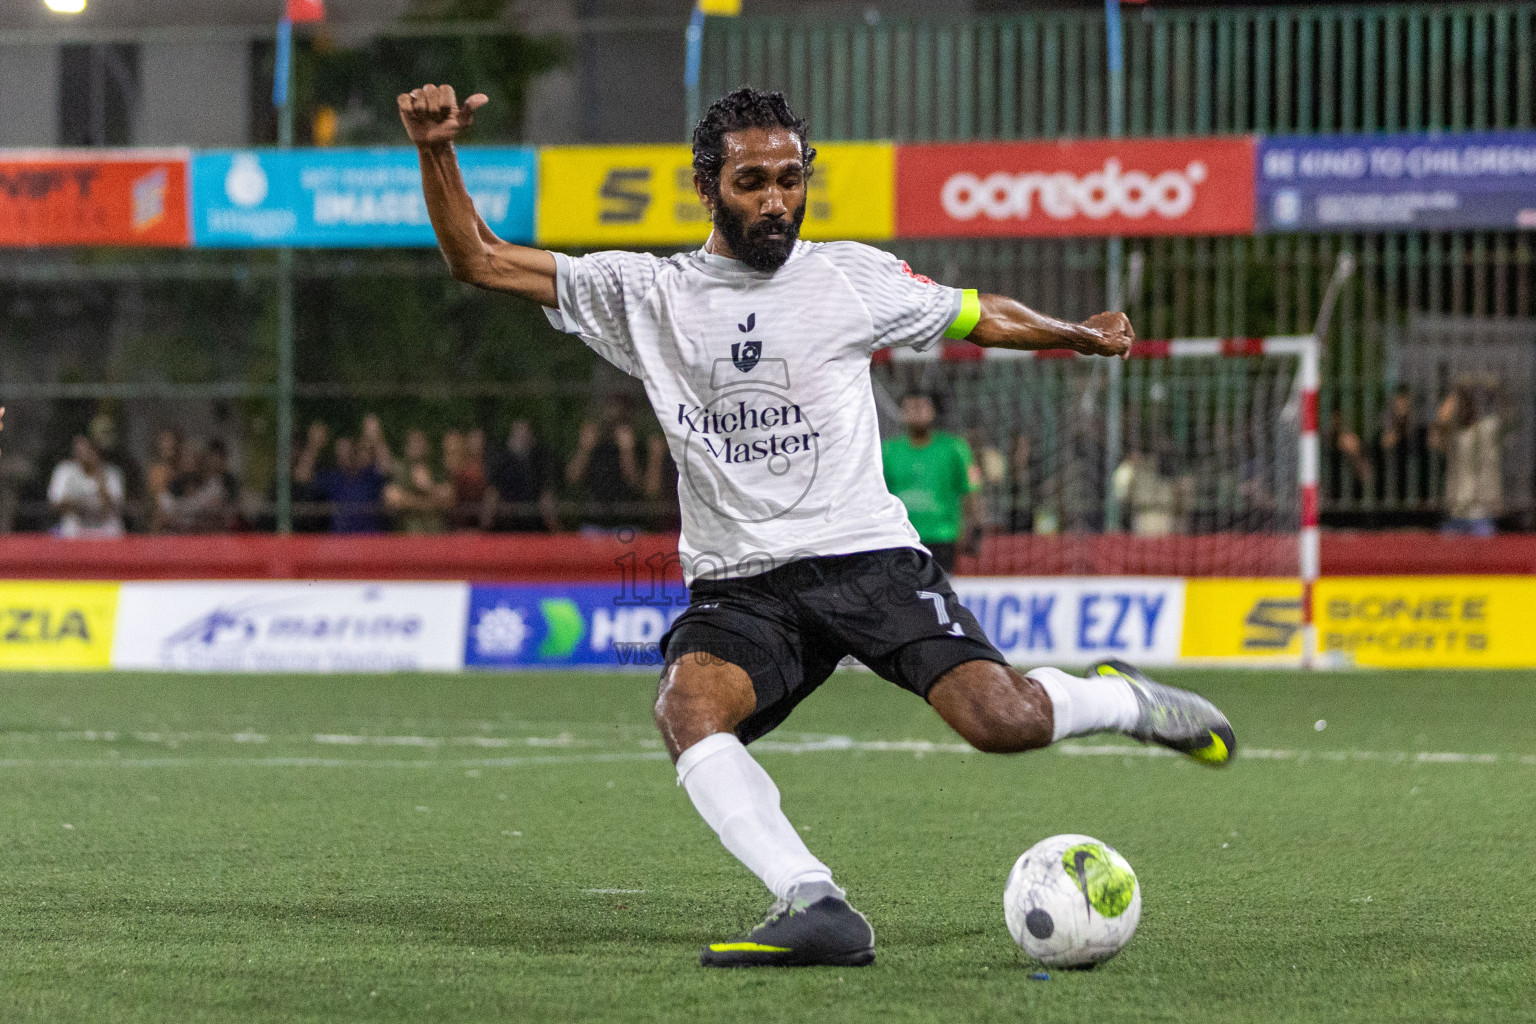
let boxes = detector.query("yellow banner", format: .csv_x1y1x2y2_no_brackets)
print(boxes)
0,582,119,670
1182,575,1536,668
1316,576,1533,669
1181,578,1302,660
536,142,894,247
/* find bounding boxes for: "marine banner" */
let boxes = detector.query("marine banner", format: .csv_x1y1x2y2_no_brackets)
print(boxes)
895,137,1256,238
535,142,894,247
1258,130,1536,232
0,150,190,247
111,582,468,672
0,582,119,670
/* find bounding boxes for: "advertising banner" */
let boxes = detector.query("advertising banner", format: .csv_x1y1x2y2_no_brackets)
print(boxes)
466,583,687,669
0,150,190,247
536,142,894,247
1181,578,1303,661
112,582,468,672
954,577,1186,666
896,137,1256,238
1258,131,1536,232
0,582,119,670
191,147,537,247
1316,576,1536,669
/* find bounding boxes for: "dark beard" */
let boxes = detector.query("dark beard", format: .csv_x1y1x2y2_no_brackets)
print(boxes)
712,197,806,273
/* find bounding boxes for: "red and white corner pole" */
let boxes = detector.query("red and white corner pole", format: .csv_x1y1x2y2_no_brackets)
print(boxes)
1298,339,1321,669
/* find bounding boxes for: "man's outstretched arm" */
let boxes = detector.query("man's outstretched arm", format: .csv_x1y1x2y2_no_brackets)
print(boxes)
399,84,557,308
965,293,1133,359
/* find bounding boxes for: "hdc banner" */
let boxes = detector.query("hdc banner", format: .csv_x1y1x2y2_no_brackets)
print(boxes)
896,137,1256,238
465,583,687,669
536,142,894,247
191,147,537,247
0,150,190,247
1258,131,1536,232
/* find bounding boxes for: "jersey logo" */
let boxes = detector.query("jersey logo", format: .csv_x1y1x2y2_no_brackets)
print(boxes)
732,315,761,372
731,340,761,373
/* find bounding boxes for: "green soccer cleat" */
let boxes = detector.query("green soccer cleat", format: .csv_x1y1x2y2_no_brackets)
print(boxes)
1088,659,1237,767
700,887,876,968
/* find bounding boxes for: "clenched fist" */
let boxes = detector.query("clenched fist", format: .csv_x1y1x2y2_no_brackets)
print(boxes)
1074,311,1134,359
398,83,488,148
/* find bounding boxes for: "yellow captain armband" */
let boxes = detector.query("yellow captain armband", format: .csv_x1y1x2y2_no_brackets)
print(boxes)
943,289,981,341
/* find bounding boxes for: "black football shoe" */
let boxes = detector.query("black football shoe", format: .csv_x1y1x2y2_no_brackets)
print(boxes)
700,885,875,968
1088,659,1236,767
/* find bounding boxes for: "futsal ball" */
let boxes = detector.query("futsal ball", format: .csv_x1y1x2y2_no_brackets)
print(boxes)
1004,833,1141,968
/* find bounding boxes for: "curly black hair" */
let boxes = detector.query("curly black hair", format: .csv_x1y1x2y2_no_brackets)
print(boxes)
691,87,816,199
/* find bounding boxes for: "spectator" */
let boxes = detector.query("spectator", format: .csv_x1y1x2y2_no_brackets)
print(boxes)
1433,386,1501,537
642,432,680,533
1112,449,1181,538
384,428,451,534
1324,411,1373,524
166,439,241,533
1372,385,1433,527
880,391,981,574
47,434,125,538
359,412,396,477
566,396,644,530
144,428,181,534
445,428,488,529
89,412,142,531
1007,432,1035,533
291,421,330,533
297,434,389,534
483,419,560,532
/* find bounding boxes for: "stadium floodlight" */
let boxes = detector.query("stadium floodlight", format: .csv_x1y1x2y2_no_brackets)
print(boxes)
44,0,87,12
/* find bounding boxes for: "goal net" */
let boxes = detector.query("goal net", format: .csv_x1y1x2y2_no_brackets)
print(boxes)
872,337,1320,590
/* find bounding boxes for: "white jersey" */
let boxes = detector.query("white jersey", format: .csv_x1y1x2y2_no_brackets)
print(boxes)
544,238,969,583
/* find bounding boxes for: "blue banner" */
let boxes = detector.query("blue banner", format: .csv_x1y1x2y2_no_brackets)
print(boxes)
465,583,689,670
191,147,537,247
1258,131,1536,233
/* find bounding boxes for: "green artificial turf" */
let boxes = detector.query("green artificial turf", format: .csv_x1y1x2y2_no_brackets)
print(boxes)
0,668,1532,1023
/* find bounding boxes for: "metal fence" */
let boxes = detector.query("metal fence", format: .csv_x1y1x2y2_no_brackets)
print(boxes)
702,3,1536,525
701,3,1536,140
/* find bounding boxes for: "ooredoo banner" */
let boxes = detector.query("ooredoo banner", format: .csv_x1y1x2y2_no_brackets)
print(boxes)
0,150,190,247
112,582,468,672
896,137,1256,238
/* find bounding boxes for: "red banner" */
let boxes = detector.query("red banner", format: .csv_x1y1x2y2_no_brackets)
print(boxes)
0,151,190,247
896,137,1256,238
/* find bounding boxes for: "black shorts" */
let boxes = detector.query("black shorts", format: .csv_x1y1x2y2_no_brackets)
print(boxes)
660,547,1007,744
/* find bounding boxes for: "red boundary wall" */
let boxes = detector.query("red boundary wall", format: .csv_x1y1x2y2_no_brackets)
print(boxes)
0,531,1525,580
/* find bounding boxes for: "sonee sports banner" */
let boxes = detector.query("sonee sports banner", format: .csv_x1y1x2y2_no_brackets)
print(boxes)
895,137,1257,239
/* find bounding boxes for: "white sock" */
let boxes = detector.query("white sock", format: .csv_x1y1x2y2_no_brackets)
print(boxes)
1027,666,1140,742
676,732,838,901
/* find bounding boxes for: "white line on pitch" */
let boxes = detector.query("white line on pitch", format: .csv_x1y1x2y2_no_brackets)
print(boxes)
0,740,1530,769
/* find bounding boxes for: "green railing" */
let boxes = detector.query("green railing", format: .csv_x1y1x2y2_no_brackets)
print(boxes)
701,3,1536,139
701,4,1536,521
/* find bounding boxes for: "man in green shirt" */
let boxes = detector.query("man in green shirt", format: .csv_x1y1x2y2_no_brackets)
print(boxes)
881,392,982,573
